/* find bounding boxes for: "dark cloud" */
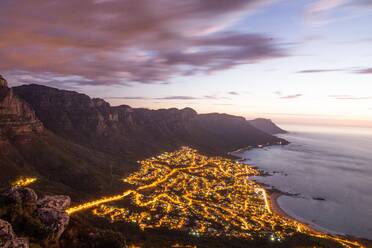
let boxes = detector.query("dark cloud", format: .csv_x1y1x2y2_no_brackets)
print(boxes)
0,0,283,86
354,68,372,74
297,67,372,74
228,91,239,95
329,95,372,100
279,94,303,99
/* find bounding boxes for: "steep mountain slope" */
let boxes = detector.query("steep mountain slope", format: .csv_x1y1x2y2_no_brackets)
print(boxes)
0,78,129,198
14,84,287,159
249,118,287,134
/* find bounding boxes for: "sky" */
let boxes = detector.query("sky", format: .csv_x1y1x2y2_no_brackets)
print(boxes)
1,0,372,127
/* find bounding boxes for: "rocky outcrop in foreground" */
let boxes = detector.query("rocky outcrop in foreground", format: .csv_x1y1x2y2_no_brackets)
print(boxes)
0,187,70,247
37,195,71,245
0,219,28,248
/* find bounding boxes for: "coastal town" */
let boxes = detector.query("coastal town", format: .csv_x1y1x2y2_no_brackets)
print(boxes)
65,147,363,247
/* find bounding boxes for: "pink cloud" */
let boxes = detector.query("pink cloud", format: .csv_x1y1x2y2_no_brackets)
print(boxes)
0,0,284,86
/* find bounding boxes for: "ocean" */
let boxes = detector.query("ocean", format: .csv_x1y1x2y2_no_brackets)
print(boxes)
234,124,372,240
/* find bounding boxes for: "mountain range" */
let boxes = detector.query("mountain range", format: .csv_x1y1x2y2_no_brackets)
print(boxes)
1,75,287,198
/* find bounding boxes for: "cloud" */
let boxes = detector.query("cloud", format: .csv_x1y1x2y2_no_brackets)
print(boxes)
296,67,372,75
354,68,372,74
306,0,372,23
296,67,372,74
228,91,239,95
203,94,230,100
347,0,372,8
307,0,346,15
0,0,284,87
329,95,372,100
279,94,303,99
297,69,344,73
212,103,235,106
156,96,200,100
106,96,148,100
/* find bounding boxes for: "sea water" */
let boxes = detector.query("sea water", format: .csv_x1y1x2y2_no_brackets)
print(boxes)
235,124,372,240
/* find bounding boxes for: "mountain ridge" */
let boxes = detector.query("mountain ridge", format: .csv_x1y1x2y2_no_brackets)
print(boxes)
13,84,287,160
1,77,288,198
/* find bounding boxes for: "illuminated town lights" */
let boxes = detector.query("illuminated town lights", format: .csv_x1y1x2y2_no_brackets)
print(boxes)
66,147,364,248
12,177,37,187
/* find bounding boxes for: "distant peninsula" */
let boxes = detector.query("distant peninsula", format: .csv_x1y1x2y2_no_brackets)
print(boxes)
249,118,287,134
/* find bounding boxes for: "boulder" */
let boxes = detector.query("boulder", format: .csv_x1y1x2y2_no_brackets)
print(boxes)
0,219,29,248
37,208,69,243
36,195,71,246
0,219,14,247
1,187,38,211
1,188,71,247
37,195,71,211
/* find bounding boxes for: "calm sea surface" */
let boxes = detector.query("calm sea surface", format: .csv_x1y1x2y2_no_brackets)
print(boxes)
234,124,372,240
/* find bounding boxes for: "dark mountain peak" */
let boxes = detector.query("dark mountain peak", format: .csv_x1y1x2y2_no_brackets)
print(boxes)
180,107,198,118
0,78,43,137
249,118,287,134
92,98,111,108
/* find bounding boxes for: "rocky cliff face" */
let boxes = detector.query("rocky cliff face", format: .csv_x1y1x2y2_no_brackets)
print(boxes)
0,76,43,137
14,84,286,158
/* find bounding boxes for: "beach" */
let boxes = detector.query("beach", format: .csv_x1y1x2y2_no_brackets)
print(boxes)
269,192,292,220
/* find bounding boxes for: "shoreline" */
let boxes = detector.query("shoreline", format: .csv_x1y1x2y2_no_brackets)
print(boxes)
269,192,372,247
269,192,337,234
269,192,294,221
233,146,372,246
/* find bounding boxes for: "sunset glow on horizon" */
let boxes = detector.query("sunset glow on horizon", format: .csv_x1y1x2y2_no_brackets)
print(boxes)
1,0,371,126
